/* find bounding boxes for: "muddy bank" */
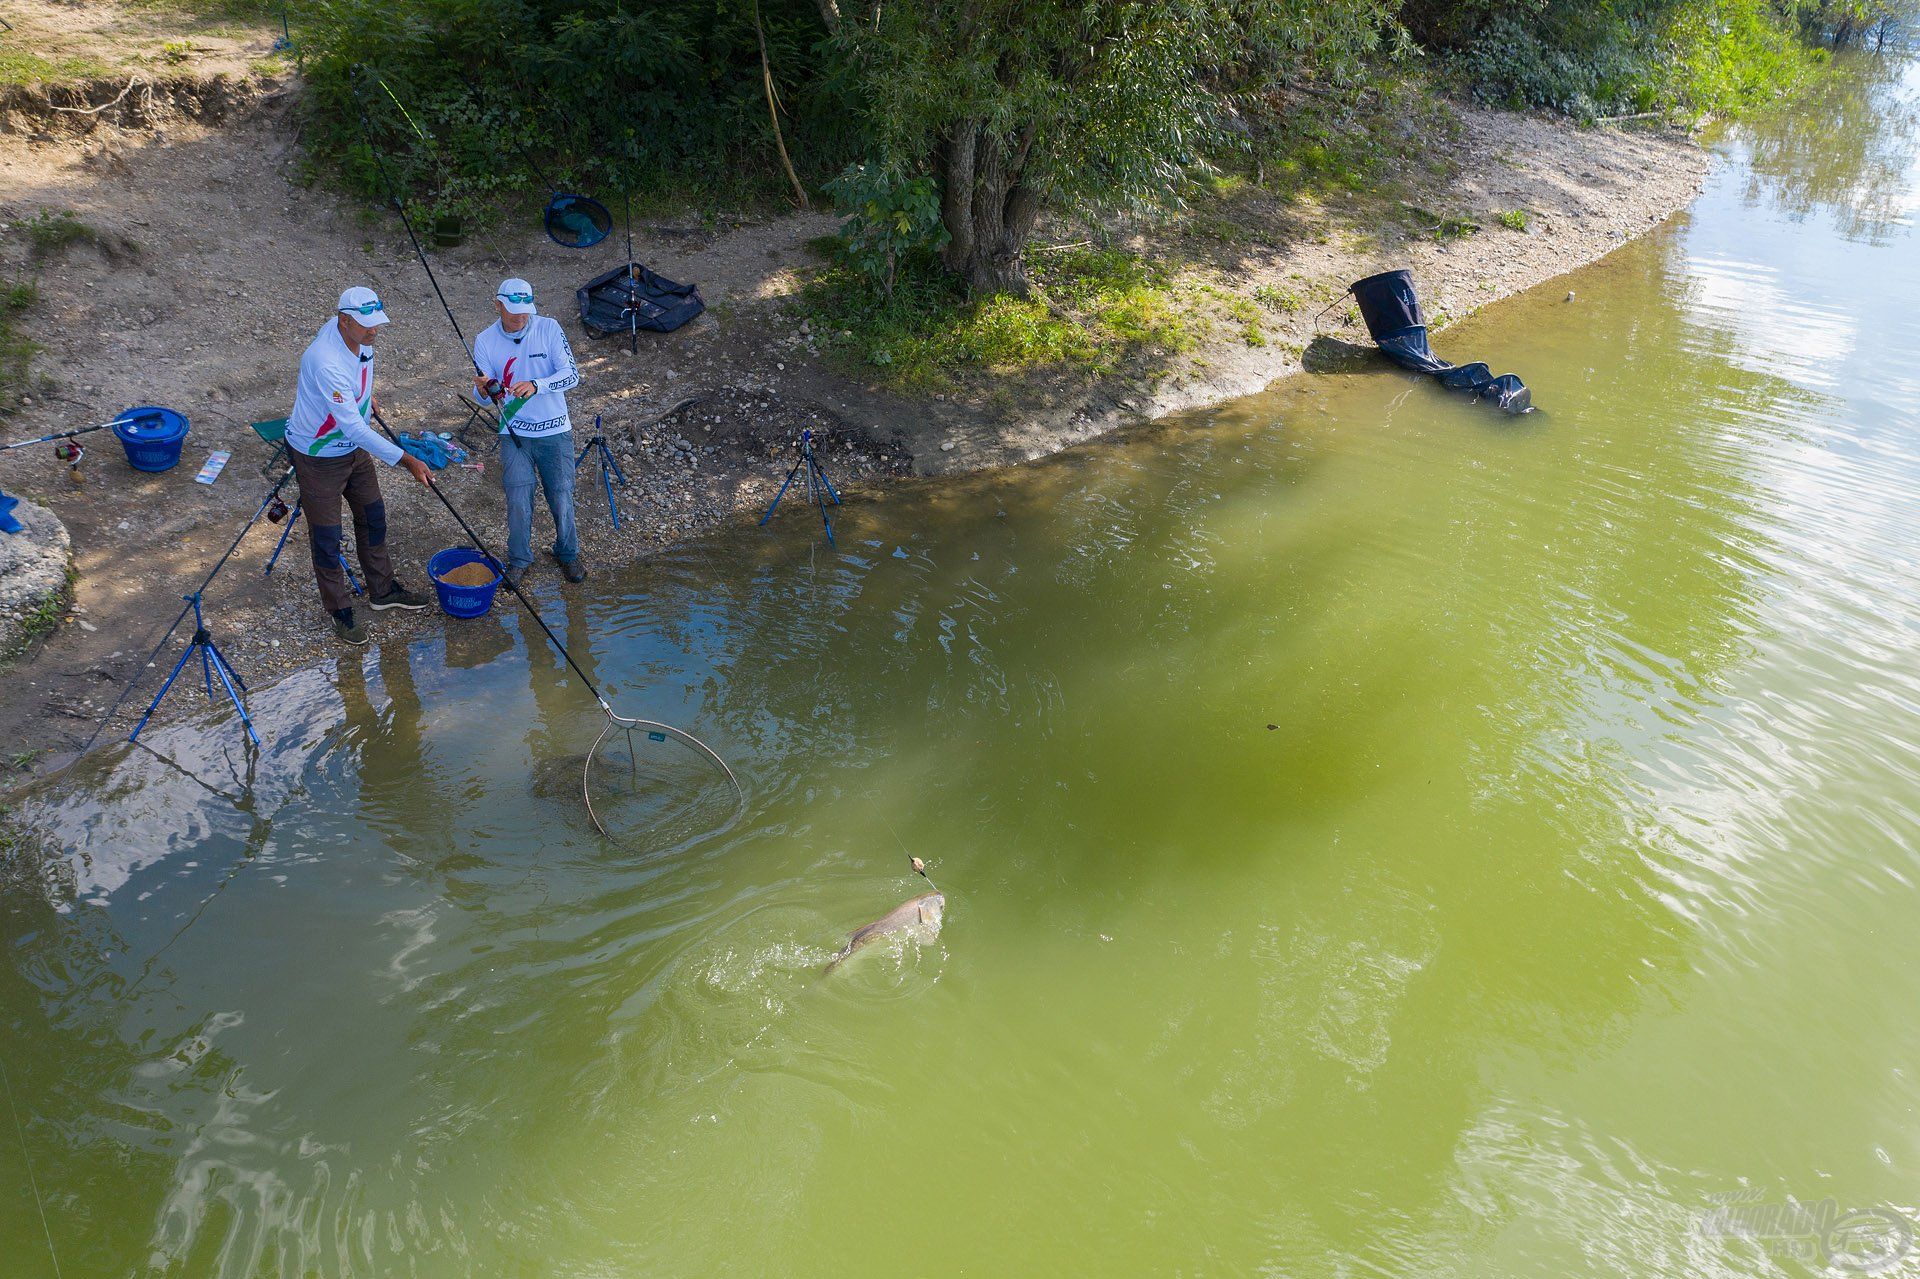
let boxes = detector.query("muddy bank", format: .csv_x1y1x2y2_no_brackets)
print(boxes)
0,77,1705,787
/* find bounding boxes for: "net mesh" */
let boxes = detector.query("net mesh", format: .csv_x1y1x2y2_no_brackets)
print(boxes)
544,194,613,249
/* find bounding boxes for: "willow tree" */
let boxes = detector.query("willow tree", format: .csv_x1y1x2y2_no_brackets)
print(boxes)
821,1,1392,297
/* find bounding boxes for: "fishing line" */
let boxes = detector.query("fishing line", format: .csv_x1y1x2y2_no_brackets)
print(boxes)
368,410,740,835
349,69,550,450
0,1056,63,1279
879,811,936,890
349,69,486,385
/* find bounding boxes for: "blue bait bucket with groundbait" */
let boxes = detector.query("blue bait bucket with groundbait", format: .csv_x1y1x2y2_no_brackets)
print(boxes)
428,547,503,619
111,406,189,472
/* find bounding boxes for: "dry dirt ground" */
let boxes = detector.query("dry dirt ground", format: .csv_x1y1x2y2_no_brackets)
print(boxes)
0,67,1707,789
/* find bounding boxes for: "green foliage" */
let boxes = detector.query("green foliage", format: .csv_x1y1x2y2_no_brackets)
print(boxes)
297,0,862,225
824,163,948,299
1408,0,1824,118
849,1,1398,223
1496,207,1530,230
799,246,1192,392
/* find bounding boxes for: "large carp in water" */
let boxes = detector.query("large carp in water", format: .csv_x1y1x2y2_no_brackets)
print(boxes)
824,890,945,973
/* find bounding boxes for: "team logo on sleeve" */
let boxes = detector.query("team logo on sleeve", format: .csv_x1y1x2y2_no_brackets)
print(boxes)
331,390,346,403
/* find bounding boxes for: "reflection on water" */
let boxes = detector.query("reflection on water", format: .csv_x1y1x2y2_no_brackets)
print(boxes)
5,53,1920,1279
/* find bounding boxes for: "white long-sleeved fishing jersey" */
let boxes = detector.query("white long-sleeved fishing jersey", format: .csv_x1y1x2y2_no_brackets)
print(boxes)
285,319,403,465
470,314,579,439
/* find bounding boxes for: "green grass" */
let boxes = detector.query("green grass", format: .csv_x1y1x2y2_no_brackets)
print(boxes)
15,590,66,650
0,280,39,411
21,211,97,260
0,49,113,87
1253,284,1303,313
800,246,1195,393
1496,208,1530,232
124,0,278,18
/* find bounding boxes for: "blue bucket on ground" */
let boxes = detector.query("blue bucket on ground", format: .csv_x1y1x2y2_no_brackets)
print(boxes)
111,406,190,472
428,547,503,618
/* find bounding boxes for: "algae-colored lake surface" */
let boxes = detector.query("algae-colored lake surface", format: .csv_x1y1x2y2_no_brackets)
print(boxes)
6,55,1920,1278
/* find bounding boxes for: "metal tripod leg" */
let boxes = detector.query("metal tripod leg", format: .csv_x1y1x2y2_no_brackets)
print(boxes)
574,418,628,530
760,453,808,527
130,593,260,747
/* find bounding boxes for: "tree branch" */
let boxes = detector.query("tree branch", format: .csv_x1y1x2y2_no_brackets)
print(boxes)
755,0,809,210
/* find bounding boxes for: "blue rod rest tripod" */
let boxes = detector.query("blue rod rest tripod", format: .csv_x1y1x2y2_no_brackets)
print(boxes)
262,502,363,594
573,414,628,530
130,592,259,747
759,428,841,545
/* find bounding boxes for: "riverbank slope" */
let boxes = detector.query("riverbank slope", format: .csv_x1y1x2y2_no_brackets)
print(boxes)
0,71,1706,786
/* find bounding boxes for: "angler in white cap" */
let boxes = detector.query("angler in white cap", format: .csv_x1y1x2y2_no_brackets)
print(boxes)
471,277,584,587
285,286,433,645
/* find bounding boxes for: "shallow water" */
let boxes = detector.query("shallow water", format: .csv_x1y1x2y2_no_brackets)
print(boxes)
6,54,1920,1278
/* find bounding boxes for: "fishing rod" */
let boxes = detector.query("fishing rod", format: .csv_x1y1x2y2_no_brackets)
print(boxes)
350,71,487,385
369,409,740,832
66,465,296,762
350,71,543,442
2,416,132,451
357,70,738,833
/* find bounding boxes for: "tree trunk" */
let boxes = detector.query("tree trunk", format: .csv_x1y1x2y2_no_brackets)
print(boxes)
936,123,1043,297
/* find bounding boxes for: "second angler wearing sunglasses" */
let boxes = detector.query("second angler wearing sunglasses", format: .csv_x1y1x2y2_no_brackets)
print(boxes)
470,278,585,587
285,286,435,646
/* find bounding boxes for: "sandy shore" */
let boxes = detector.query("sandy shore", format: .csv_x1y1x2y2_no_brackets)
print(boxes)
0,73,1707,787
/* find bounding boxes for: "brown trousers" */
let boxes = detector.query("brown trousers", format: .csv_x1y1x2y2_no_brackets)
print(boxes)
288,449,396,615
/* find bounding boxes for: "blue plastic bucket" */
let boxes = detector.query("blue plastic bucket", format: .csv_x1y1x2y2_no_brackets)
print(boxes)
428,547,502,619
111,406,190,472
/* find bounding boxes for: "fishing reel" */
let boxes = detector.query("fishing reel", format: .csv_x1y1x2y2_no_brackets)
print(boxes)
53,440,85,484
481,377,505,405
266,496,291,524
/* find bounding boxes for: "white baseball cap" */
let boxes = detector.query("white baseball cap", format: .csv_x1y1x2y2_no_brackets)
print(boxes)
496,278,537,316
336,285,390,327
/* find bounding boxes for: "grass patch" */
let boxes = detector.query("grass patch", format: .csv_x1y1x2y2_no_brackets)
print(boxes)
1253,284,1303,313
21,211,98,260
124,0,278,18
0,280,39,410
800,246,1195,393
15,588,67,649
1496,208,1530,231
0,49,113,87
1247,75,1462,204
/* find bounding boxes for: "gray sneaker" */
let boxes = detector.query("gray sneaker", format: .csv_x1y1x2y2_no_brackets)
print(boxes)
559,556,587,584
332,610,369,646
369,580,430,611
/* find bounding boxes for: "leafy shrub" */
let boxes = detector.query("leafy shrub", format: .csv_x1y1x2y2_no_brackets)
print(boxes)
824,163,948,299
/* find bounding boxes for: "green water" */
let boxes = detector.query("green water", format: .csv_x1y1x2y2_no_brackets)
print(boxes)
7,55,1920,1278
